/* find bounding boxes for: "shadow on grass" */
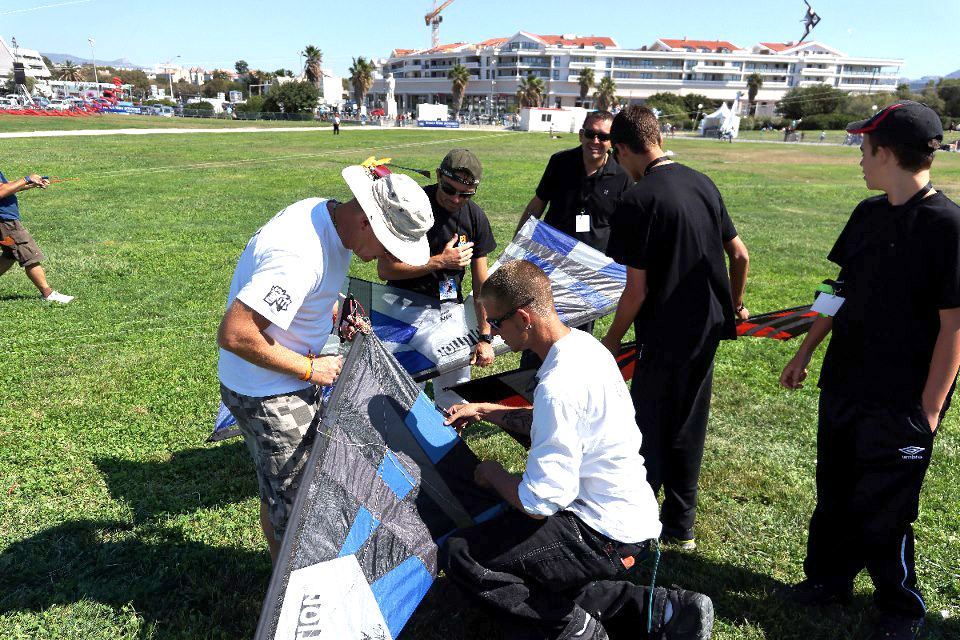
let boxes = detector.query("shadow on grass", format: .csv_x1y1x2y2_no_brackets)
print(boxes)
0,293,38,301
0,518,270,639
94,441,254,523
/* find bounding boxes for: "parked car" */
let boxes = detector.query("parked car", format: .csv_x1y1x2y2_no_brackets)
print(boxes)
0,98,17,109
370,107,385,117
45,99,70,111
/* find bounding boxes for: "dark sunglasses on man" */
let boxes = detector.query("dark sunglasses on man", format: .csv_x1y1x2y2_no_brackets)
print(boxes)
581,127,611,142
487,298,534,331
437,165,478,198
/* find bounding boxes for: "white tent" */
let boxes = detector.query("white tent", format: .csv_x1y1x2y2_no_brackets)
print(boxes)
698,101,741,139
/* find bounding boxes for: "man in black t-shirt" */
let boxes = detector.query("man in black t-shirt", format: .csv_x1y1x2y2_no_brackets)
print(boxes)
378,149,497,408
516,110,633,254
601,106,750,551
779,101,959,640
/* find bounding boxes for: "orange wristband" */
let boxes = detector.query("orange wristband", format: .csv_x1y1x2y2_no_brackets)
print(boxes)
300,356,312,381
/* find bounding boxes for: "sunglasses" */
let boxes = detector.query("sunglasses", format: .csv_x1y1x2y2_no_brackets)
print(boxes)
487,298,534,331
439,179,477,199
581,128,611,142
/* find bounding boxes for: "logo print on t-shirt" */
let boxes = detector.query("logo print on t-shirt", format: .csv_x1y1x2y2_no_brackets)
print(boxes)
264,285,292,312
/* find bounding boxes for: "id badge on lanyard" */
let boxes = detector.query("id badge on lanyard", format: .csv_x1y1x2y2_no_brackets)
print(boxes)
576,210,590,233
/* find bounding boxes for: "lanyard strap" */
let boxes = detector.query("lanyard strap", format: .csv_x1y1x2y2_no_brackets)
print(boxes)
643,156,671,176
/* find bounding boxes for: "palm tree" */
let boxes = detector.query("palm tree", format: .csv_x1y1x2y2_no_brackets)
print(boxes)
448,64,470,115
516,73,545,108
593,76,618,111
746,73,763,116
304,46,323,87
578,68,594,107
349,56,375,107
58,60,83,82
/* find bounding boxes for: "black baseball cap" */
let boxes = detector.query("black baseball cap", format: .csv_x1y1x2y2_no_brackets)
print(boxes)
439,149,482,185
846,101,943,150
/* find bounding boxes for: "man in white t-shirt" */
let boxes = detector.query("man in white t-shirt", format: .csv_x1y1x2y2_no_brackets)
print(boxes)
217,164,433,562
441,260,715,640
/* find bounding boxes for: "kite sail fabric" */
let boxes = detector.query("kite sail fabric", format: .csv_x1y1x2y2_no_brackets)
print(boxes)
736,305,816,340
484,217,627,330
255,330,504,640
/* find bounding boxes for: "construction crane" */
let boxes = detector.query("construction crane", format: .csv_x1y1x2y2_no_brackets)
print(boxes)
424,0,456,49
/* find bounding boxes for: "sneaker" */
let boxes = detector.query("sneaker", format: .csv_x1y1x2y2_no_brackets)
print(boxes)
865,611,924,640
661,535,697,551
569,612,609,640
650,586,714,639
44,290,74,303
774,578,852,606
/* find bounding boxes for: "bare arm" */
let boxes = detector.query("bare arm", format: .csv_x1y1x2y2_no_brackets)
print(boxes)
376,233,473,280
921,307,960,430
444,402,532,438
600,266,647,356
515,195,546,236
724,235,750,320
473,461,541,516
780,315,834,389
470,256,495,366
0,174,47,198
217,298,342,385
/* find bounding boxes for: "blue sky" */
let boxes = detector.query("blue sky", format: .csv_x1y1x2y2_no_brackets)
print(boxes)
2,0,957,79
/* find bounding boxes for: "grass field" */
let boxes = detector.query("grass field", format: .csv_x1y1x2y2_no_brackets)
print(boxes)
1,126,958,640
0,113,330,132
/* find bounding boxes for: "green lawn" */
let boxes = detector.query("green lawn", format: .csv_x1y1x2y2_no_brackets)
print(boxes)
1,129,958,640
0,113,330,132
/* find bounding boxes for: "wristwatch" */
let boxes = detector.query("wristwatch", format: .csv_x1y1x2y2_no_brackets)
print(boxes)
478,333,493,344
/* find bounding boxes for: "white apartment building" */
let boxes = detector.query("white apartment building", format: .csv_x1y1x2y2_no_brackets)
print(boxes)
0,36,52,82
370,32,903,117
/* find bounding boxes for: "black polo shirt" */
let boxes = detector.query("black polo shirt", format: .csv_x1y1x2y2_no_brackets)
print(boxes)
606,163,738,361
535,146,632,252
386,183,496,303
818,189,960,405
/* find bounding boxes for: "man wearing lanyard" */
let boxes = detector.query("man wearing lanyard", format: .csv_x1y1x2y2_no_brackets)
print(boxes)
779,101,959,640
601,106,750,553
515,110,632,367
379,149,497,408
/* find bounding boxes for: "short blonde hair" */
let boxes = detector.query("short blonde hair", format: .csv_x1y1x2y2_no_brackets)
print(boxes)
480,260,554,317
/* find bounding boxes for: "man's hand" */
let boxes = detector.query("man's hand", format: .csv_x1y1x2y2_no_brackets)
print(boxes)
474,460,506,489
471,340,495,367
309,355,343,386
444,402,486,434
434,234,473,270
780,350,812,389
600,334,620,358
736,305,750,322
26,174,48,189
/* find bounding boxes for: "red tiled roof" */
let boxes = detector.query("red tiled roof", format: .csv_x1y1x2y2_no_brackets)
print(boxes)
393,49,416,56
660,38,740,51
535,34,617,47
759,42,791,51
423,42,473,54
476,37,509,47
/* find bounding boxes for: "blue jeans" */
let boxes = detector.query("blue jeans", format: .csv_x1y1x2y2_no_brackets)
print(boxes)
440,509,653,639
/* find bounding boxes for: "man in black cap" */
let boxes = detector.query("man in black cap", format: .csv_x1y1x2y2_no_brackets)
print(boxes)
378,149,497,407
779,101,959,640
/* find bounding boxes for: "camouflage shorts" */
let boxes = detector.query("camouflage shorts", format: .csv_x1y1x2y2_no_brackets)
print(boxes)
220,383,322,542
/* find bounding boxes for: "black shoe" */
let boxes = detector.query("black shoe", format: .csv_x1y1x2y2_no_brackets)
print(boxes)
865,611,924,640
775,578,852,606
650,586,714,639
568,612,609,640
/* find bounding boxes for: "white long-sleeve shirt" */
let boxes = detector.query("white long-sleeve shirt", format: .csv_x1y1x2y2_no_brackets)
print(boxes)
518,329,662,543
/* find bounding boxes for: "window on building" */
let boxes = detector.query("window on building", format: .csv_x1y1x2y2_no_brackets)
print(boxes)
541,114,552,122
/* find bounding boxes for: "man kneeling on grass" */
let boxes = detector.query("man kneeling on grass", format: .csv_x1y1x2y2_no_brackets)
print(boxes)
440,259,714,640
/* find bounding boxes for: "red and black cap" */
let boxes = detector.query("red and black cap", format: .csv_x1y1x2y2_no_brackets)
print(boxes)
846,101,943,150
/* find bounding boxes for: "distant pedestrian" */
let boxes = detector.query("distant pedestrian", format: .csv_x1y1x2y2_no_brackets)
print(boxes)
0,171,73,303
332,113,340,135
